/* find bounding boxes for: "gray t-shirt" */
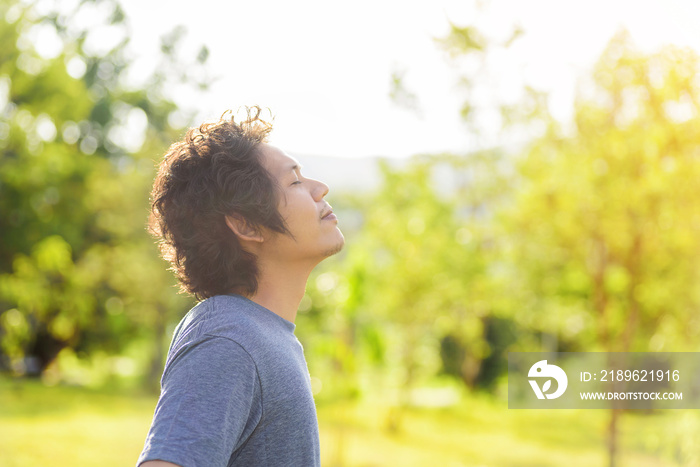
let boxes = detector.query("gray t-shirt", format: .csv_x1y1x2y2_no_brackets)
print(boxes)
137,294,320,467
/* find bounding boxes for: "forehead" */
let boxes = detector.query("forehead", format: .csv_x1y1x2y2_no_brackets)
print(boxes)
258,144,300,179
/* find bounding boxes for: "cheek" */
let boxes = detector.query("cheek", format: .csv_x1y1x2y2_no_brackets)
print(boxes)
279,192,317,229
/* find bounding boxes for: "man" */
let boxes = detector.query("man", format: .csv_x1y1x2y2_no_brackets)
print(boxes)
137,107,344,467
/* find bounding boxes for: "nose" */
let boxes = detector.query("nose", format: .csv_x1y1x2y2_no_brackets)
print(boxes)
312,178,329,201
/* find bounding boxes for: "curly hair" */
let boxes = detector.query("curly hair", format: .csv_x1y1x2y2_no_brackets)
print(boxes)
148,107,289,301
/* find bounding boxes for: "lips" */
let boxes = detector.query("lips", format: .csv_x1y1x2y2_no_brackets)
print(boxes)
321,206,336,221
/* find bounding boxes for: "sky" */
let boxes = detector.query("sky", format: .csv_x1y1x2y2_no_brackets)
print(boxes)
116,0,700,159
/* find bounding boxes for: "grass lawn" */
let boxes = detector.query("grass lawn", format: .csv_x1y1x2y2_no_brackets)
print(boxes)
0,377,694,466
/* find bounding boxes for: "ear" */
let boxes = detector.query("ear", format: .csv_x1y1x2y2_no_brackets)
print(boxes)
225,214,264,243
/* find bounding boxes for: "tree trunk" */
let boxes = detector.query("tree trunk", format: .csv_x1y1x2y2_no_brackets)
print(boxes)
26,327,67,377
607,408,620,467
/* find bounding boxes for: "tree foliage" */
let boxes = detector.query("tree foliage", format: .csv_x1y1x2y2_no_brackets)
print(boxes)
0,0,205,381
508,31,700,353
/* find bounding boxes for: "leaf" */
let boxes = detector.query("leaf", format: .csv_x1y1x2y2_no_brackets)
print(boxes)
542,380,551,393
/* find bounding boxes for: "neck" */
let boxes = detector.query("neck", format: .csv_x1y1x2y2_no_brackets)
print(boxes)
247,258,316,323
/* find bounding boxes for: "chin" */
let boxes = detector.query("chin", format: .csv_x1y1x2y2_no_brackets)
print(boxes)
322,234,345,258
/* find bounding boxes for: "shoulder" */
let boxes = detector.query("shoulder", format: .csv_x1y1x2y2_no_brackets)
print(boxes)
163,334,259,382
165,295,278,370
166,294,297,375
171,295,260,346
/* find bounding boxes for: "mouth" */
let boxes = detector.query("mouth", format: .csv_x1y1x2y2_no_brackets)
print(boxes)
321,207,337,221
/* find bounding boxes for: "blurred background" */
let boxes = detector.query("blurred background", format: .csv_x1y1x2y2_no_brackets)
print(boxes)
2,0,700,465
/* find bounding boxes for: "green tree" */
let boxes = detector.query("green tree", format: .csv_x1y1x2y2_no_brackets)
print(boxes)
507,31,700,466
322,149,517,434
0,0,206,387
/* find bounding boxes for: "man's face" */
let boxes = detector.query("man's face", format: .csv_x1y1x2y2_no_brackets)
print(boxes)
258,144,345,264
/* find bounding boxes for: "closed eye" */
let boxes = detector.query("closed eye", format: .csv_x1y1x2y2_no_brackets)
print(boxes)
291,180,302,186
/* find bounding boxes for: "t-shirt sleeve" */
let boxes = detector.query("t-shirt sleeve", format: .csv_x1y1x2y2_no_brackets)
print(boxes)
137,336,262,467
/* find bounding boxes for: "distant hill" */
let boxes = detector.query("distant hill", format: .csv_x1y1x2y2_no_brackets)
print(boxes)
293,152,469,197
291,154,408,194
